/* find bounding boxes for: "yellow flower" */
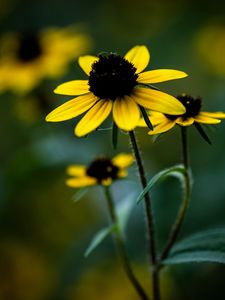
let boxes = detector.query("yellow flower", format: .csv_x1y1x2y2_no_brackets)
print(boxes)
0,26,91,94
139,94,225,135
66,153,134,188
46,45,188,136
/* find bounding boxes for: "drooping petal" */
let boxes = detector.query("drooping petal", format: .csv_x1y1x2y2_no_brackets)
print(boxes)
67,165,86,176
176,117,194,126
78,55,99,75
101,178,113,186
113,96,140,131
54,80,89,95
112,153,134,168
148,120,176,135
194,115,221,124
66,176,97,188
137,69,188,84
118,169,128,178
132,88,186,115
46,93,98,122
138,112,168,127
124,45,150,73
75,99,113,136
199,111,225,119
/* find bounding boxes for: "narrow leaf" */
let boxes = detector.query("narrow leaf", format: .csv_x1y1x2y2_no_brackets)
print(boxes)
72,187,89,202
194,123,211,144
84,224,117,257
139,106,153,130
163,228,225,265
163,251,225,265
137,164,186,203
170,228,225,254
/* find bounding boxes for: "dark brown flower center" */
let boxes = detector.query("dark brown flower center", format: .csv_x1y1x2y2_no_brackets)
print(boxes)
86,157,119,183
17,33,42,63
88,54,138,100
165,94,202,120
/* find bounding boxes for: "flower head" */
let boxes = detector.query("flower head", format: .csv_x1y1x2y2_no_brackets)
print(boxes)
46,45,188,136
66,153,134,188
139,93,225,135
0,26,91,94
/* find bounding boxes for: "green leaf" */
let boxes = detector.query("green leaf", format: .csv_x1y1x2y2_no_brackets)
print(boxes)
139,106,153,130
72,187,89,202
163,251,225,265
171,228,225,254
84,224,117,257
112,122,118,149
163,228,225,265
137,164,186,203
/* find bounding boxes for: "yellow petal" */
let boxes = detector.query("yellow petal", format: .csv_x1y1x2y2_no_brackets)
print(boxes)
78,55,99,75
176,117,194,126
75,99,113,136
112,153,134,168
46,93,98,122
124,45,150,73
132,88,186,115
66,176,97,188
54,80,89,96
148,120,176,135
199,111,225,119
194,115,221,124
66,165,86,176
139,112,168,127
138,69,188,84
113,96,140,131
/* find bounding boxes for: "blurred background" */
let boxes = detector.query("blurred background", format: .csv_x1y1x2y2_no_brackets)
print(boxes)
1,0,225,299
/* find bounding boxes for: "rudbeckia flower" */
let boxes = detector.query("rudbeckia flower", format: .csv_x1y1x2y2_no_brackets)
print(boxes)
139,94,225,135
66,153,133,188
46,45,188,136
0,26,91,94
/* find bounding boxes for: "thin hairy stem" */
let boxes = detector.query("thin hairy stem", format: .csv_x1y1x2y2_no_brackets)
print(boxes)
129,130,160,300
104,186,150,300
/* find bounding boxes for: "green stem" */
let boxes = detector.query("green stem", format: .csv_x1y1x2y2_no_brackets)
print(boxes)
104,186,150,300
129,130,160,300
159,127,191,262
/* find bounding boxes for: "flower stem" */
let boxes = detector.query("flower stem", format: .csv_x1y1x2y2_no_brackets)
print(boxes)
129,130,160,300
104,186,150,300
159,127,191,262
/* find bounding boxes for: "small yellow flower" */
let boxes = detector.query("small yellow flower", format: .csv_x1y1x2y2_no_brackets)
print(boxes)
139,94,225,135
46,45,188,136
0,26,91,94
66,153,134,188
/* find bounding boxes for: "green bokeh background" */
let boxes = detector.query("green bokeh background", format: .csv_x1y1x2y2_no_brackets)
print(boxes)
1,0,225,299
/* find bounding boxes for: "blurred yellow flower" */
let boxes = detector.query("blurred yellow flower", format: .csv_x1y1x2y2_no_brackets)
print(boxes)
196,23,225,76
139,94,225,135
0,26,91,94
46,45,187,136
66,153,134,188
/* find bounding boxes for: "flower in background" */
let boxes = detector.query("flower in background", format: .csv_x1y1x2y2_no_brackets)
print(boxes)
66,153,133,188
139,94,225,135
46,45,187,136
196,23,225,77
0,26,91,94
